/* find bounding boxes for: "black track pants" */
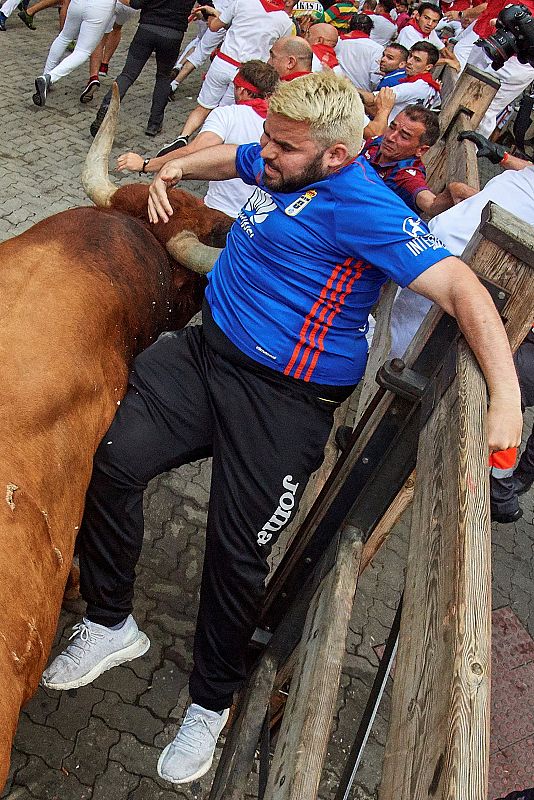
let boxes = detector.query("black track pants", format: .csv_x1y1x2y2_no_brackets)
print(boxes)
99,23,184,127
78,324,336,710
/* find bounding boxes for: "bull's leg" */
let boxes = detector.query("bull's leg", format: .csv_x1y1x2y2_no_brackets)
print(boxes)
158,355,338,785
41,325,214,691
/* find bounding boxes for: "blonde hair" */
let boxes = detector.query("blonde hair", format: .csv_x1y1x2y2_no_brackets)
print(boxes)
268,71,365,157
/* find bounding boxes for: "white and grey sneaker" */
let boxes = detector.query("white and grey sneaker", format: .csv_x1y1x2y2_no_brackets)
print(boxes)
157,703,230,784
41,615,150,690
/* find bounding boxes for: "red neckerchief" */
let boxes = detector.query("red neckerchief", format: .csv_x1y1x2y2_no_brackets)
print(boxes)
400,71,441,92
340,30,369,39
237,97,269,117
256,0,286,11
406,17,430,37
280,70,311,80
311,43,339,68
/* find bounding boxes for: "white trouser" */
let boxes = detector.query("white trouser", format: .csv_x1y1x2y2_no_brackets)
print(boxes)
187,26,227,69
468,48,534,137
104,0,137,34
197,54,237,109
1,0,23,17
44,0,115,83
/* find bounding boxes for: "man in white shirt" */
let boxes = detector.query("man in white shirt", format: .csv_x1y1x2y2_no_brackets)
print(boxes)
367,0,396,45
337,12,382,89
397,1,445,50
174,0,293,143
358,40,441,122
117,60,280,220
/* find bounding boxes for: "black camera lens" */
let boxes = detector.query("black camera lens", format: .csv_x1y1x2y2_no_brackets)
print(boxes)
476,29,519,70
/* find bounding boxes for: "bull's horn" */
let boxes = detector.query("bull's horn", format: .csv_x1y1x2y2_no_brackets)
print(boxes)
166,231,222,274
81,83,120,208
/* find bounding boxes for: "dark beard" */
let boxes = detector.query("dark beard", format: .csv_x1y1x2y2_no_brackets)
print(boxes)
262,151,329,193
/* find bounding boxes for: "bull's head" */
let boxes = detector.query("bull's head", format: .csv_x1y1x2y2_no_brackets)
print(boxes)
82,84,225,275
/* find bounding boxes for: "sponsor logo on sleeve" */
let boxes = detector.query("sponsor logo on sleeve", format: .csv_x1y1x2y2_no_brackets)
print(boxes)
402,215,445,257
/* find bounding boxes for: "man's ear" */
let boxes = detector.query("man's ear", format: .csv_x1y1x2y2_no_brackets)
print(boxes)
324,143,351,169
415,143,430,159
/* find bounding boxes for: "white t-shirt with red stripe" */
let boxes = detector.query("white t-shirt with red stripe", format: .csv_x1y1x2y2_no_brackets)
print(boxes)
218,0,293,63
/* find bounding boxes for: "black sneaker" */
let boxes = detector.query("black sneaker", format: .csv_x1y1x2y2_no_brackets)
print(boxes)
32,74,51,106
511,469,534,496
491,505,523,524
18,9,35,28
156,135,188,157
145,123,162,137
80,77,100,103
90,104,109,137
0,11,7,30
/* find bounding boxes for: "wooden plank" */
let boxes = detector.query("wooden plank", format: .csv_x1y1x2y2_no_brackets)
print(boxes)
462,203,534,351
360,470,415,574
265,527,364,800
438,64,500,136
355,280,397,422
209,653,278,800
380,341,490,800
445,112,479,189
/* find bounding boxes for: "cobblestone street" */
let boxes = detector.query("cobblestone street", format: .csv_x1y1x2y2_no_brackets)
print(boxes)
1,13,533,799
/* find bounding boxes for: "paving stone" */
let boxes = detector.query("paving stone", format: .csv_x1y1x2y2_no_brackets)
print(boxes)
109,733,163,780
13,755,92,800
46,685,105,741
22,688,60,727
92,760,140,800
93,692,164,746
13,719,73,770
138,660,189,718
129,777,190,800
63,717,121,785
93,664,149,704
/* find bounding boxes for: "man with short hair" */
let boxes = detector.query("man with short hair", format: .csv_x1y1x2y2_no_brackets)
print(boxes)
367,0,396,45
375,41,408,88
337,13,382,89
360,104,453,215
268,33,313,78
397,1,445,50
42,71,522,790
358,40,441,122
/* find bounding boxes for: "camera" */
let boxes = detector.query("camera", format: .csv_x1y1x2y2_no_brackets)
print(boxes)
475,3,534,70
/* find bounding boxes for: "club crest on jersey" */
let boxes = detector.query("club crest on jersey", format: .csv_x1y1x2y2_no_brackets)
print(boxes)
284,189,317,217
245,188,277,225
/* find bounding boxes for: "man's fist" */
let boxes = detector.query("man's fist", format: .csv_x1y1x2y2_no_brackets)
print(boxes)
458,130,507,164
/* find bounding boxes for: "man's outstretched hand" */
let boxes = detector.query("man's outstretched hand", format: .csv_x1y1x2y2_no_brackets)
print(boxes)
458,130,506,164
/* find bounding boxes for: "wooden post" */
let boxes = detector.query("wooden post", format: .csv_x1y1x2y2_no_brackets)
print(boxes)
264,527,364,800
424,65,500,192
380,205,534,800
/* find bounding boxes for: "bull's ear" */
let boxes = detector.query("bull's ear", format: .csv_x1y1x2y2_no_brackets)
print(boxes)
165,231,222,274
81,83,120,208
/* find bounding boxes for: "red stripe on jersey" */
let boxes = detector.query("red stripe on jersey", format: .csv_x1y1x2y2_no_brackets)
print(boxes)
293,262,354,379
284,258,369,382
303,262,368,381
284,259,349,377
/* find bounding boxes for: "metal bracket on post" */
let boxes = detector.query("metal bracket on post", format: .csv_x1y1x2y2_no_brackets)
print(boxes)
376,359,428,401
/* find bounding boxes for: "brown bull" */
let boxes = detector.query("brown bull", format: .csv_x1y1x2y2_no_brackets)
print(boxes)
0,86,226,788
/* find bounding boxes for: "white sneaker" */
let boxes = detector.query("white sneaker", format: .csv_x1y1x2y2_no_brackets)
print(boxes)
41,615,150,690
157,703,230,784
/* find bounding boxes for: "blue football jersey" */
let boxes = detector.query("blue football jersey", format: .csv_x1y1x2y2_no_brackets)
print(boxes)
205,143,450,385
